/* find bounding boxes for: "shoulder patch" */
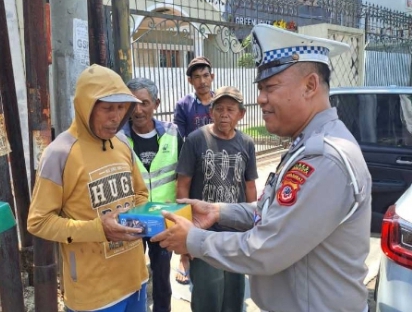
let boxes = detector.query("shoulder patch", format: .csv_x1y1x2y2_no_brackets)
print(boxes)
277,179,300,206
289,161,315,178
284,172,306,184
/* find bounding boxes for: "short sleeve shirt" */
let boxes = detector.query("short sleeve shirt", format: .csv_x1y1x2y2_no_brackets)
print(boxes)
177,126,258,203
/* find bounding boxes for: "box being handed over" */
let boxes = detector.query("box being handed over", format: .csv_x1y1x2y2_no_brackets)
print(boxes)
118,202,192,237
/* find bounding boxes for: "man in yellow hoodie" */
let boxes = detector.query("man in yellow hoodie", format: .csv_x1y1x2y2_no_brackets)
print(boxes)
27,64,149,312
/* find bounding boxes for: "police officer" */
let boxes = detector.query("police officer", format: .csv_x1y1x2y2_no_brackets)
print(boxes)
152,24,371,312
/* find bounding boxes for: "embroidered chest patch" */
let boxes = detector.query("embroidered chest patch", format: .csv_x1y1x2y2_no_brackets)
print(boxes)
276,161,315,206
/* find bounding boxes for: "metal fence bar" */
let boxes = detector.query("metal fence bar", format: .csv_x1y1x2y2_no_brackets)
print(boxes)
365,51,411,86
104,0,412,153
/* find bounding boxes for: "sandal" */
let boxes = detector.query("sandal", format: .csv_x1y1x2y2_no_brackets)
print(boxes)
175,256,190,285
174,268,190,285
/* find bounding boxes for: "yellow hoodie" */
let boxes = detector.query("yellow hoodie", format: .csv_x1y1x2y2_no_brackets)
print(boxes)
28,65,149,311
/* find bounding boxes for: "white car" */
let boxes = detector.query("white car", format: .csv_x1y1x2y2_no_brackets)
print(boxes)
375,187,412,312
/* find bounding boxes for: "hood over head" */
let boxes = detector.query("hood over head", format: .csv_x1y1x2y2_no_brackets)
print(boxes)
72,64,141,142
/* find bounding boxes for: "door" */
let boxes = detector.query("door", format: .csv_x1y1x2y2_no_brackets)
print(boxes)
330,90,412,232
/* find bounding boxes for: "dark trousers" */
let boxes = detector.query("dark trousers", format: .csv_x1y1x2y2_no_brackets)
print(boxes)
143,238,172,312
190,258,245,312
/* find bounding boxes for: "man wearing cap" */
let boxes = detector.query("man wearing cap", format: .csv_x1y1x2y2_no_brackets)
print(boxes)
174,85,258,312
122,77,183,312
153,24,371,312
173,56,215,138
173,56,215,284
27,64,149,312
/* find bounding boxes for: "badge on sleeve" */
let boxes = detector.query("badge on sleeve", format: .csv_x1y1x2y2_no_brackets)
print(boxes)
277,179,300,206
289,161,315,178
276,161,315,206
284,172,305,184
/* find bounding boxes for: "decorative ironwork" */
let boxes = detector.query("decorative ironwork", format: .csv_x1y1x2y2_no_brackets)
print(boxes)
213,25,243,53
362,2,412,53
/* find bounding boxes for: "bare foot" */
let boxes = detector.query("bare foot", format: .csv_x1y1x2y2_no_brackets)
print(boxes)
175,254,190,285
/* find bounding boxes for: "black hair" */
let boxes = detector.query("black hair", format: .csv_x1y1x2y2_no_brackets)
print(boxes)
296,62,331,89
314,63,331,89
189,64,211,77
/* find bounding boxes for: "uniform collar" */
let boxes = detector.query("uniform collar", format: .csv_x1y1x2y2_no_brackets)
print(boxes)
153,118,166,137
289,107,339,153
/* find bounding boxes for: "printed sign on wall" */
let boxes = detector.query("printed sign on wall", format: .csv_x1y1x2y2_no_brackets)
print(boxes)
33,130,51,170
0,114,11,157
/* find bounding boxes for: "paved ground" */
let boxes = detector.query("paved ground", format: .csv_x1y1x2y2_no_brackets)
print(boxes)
367,277,377,312
148,155,381,311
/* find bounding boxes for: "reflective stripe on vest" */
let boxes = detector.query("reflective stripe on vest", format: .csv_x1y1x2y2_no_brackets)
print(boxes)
129,127,178,202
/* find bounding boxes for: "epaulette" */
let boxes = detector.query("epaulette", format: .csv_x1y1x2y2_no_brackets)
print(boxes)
303,131,324,157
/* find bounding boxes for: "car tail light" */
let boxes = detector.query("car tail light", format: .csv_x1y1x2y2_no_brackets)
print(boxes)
381,205,412,270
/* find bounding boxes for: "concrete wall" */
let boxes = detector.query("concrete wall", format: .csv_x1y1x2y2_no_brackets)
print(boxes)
299,23,365,87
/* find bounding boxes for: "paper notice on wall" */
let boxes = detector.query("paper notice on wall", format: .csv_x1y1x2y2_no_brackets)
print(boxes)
0,114,11,157
33,130,51,170
73,18,90,66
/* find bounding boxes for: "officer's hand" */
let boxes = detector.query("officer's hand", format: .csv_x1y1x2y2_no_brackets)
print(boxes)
101,208,144,242
177,198,220,229
151,211,193,254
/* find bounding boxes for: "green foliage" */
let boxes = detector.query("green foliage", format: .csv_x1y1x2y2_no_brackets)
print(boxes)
243,126,271,138
242,34,252,48
238,54,255,67
237,34,255,68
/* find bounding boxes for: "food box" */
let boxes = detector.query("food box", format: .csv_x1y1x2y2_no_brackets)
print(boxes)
118,202,192,237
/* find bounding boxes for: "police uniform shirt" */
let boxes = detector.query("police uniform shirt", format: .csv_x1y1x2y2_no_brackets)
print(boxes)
186,107,371,312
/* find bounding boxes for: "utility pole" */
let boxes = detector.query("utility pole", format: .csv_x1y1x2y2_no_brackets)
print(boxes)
0,113,13,215
23,0,57,311
112,0,132,82
1,0,34,285
50,0,88,135
5,0,32,193
88,0,108,66
0,9,25,311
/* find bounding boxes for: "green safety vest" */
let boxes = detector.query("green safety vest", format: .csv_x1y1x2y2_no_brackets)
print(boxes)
128,127,178,202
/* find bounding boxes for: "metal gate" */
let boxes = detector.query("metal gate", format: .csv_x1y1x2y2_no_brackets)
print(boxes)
106,2,284,153
129,17,255,124
104,0,368,153
365,51,412,87
362,3,412,86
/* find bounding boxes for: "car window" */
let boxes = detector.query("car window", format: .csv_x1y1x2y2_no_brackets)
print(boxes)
330,93,412,148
